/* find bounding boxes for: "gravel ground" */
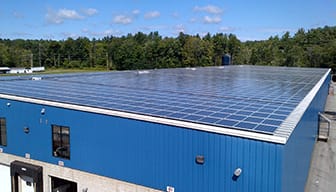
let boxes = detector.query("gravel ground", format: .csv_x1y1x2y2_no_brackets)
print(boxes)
305,82,336,192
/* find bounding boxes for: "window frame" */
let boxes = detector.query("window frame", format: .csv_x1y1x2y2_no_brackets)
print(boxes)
52,124,70,159
0,117,7,146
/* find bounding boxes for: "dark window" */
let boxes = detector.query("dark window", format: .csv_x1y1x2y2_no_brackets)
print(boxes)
51,176,77,192
0,118,7,146
52,125,70,159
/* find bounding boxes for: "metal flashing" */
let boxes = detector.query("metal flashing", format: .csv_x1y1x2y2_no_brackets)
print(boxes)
274,68,331,141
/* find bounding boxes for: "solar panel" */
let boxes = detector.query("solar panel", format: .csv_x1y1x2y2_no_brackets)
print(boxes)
245,117,264,123
152,110,171,116
211,112,230,118
269,114,287,120
251,112,269,118
184,114,204,121
236,122,258,129
168,112,186,119
200,117,221,124
0,66,329,134
196,110,213,116
236,110,253,116
216,119,238,127
227,114,246,121
255,125,278,132
262,119,282,126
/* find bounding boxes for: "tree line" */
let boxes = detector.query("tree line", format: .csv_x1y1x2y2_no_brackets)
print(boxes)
0,26,335,71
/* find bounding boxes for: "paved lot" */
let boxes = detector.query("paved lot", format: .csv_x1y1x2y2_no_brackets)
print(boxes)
305,82,336,192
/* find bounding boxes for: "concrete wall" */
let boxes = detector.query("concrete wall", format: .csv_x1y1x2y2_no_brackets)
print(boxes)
0,152,160,192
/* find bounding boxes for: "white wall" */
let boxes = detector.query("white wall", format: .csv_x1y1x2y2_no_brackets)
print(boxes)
9,68,32,74
0,164,11,192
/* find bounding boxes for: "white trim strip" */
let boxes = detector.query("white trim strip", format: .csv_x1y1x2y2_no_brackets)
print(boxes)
0,93,287,144
275,69,331,141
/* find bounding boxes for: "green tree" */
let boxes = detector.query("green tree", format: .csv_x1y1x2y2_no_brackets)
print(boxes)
213,33,228,65
1,26,336,71
227,34,241,64
0,43,10,66
182,36,213,67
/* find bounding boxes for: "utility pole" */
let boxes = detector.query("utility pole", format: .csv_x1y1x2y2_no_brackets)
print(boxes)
92,40,96,68
38,43,41,67
30,53,33,68
58,54,60,67
106,52,109,70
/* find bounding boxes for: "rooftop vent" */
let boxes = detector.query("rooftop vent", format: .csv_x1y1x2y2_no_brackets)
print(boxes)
31,77,42,81
186,67,196,71
136,70,150,75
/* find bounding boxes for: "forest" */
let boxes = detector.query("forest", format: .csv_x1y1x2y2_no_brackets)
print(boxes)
0,25,335,72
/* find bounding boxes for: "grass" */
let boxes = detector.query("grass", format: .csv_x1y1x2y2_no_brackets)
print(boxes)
41,67,108,74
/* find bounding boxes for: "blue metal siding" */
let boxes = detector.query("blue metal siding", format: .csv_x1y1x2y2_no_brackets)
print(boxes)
282,73,331,192
0,98,283,192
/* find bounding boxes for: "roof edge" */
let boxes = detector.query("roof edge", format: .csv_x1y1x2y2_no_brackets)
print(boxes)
0,93,287,144
275,68,331,142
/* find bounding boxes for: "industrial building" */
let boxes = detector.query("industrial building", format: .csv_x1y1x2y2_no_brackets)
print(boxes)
0,65,331,192
0,67,45,74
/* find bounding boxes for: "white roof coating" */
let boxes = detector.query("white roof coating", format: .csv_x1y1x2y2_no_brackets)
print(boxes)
0,65,330,143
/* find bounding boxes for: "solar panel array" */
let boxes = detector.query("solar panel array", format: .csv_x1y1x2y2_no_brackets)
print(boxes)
0,66,328,134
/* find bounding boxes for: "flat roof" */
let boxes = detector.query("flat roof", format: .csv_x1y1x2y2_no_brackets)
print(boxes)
0,66,330,143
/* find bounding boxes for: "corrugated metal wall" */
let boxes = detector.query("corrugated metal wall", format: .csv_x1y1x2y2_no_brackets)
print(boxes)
0,98,283,192
282,73,331,192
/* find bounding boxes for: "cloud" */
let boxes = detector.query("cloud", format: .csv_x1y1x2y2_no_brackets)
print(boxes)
139,25,167,32
172,12,179,18
13,11,24,19
61,32,80,39
259,27,295,34
82,8,98,16
82,28,122,37
194,5,223,14
102,29,122,36
174,24,186,34
57,9,83,19
144,11,160,19
43,34,56,39
12,32,32,37
113,10,141,25
220,26,236,32
203,16,221,24
190,18,197,23
46,8,83,24
132,9,140,15
45,9,63,24
113,15,132,24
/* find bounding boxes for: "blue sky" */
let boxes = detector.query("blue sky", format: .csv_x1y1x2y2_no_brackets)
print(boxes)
0,0,335,41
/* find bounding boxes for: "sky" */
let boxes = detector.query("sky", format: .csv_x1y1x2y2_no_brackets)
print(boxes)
0,0,335,41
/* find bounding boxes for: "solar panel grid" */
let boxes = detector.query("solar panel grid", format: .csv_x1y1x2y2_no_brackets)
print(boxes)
0,83,284,131
0,66,328,135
